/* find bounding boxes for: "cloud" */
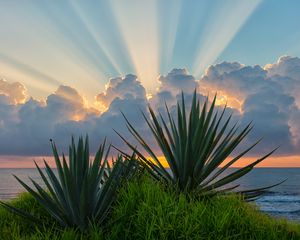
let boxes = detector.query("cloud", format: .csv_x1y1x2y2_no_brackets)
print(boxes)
47,85,97,121
96,74,146,108
265,56,300,148
150,68,199,111
0,79,27,104
158,68,197,94
201,62,268,107
240,87,296,154
0,75,152,155
0,85,98,155
1,57,300,157
265,56,300,80
200,57,300,155
265,56,300,108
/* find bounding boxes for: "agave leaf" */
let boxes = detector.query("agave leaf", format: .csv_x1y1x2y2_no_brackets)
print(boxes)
28,178,67,225
197,123,253,183
202,148,278,192
124,111,169,174
145,108,178,180
0,201,41,225
240,182,286,201
114,129,171,183
14,175,66,225
33,161,58,203
118,90,281,197
43,160,70,215
1,136,137,231
202,139,262,187
50,140,66,190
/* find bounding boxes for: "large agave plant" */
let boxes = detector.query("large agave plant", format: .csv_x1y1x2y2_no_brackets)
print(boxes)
0,136,137,230
116,91,281,199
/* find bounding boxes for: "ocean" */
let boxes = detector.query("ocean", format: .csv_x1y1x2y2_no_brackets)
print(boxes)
1,168,300,222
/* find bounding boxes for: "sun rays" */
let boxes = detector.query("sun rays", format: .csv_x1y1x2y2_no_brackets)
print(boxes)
110,0,160,92
0,0,261,100
192,0,262,77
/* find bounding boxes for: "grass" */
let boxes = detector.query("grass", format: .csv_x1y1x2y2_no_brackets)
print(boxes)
0,193,104,240
108,175,300,240
1,175,300,240
0,137,138,231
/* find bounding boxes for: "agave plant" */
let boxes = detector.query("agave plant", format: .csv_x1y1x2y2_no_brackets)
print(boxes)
0,136,137,230
116,91,281,199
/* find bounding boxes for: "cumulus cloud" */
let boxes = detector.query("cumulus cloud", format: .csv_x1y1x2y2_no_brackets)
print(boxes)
150,68,199,110
0,79,27,104
96,74,146,108
0,85,98,155
47,85,97,121
265,56,300,80
265,56,300,108
200,57,300,155
0,75,152,155
1,57,300,157
240,87,296,154
158,68,197,94
201,63,268,108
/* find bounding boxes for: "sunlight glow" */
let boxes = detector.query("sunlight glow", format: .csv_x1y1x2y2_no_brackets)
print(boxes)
146,155,300,169
2,155,300,168
192,0,262,77
146,93,153,100
71,114,85,122
158,0,182,72
110,0,160,92
0,1,263,100
69,2,123,75
0,62,57,99
200,84,243,111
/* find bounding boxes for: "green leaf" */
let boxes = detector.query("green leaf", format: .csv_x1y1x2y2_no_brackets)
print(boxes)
2,136,137,231
117,90,280,197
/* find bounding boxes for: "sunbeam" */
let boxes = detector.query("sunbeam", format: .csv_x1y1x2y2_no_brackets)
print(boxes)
69,2,123,75
36,1,117,78
158,0,182,73
110,0,160,92
0,54,60,86
192,0,262,77
2,0,300,219
70,1,136,77
0,2,108,100
0,62,56,99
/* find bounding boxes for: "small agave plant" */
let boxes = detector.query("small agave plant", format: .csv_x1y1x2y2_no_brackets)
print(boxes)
116,91,281,199
0,136,137,230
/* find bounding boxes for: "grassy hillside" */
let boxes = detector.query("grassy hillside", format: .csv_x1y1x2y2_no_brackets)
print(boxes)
1,175,300,240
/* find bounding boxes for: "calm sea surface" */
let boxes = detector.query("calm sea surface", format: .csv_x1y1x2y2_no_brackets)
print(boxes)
1,168,300,222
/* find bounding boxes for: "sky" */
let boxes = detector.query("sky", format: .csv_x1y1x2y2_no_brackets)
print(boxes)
1,0,300,167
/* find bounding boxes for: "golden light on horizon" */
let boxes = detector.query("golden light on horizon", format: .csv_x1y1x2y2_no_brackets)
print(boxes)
2,155,300,169
151,155,300,169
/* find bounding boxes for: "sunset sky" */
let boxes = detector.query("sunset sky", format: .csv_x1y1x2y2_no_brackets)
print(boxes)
1,0,300,167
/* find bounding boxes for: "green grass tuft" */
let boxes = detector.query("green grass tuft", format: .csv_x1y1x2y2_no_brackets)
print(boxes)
108,175,300,240
1,175,300,239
